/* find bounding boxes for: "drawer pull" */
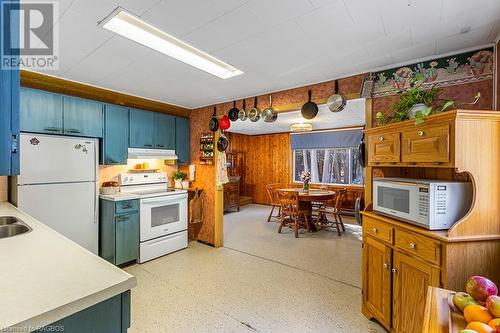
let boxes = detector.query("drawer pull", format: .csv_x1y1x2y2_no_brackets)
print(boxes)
417,131,424,136
378,136,384,141
409,243,416,249
66,128,81,133
372,228,378,234
408,162,416,165
44,127,61,132
391,268,397,274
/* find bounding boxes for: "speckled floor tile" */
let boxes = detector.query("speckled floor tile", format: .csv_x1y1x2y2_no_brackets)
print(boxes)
125,236,384,333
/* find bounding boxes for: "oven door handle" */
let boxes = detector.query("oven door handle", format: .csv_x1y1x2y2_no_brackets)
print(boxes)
141,198,181,206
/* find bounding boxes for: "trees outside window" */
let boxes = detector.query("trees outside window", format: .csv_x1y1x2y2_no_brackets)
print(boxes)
293,147,363,185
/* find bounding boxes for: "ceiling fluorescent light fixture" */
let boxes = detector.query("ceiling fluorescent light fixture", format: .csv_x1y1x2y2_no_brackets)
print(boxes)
290,123,313,132
99,7,243,79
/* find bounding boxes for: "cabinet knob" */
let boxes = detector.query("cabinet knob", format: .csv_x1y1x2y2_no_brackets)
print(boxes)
417,131,424,136
391,268,397,274
383,263,388,269
378,136,384,141
372,228,378,233
409,243,416,249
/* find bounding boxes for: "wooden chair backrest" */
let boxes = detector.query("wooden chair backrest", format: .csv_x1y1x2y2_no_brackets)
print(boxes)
334,188,348,211
277,190,300,216
266,183,281,206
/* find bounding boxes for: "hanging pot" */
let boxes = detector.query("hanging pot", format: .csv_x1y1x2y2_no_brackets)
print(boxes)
228,101,239,122
238,99,247,121
247,96,261,122
209,106,219,132
217,132,229,152
301,90,318,120
327,80,346,112
219,115,231,131
261,94,278,123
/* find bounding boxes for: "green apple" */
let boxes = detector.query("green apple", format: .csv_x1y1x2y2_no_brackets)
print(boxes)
453,292,479,312
460,330,478,333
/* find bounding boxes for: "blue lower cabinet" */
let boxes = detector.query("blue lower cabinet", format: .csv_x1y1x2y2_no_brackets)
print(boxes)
63,96,103,137
100,199,139,266
102,104,129,165
175,117,190,165
35,291,131,333
129,108,154,148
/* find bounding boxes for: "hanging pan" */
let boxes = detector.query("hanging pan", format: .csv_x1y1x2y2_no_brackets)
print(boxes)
217,132,229,152
301,90,318,120
238,99,247,121
261,94,278,123
327,80,346,112
209,106,219,132
247,96,261,122
228,101,239,122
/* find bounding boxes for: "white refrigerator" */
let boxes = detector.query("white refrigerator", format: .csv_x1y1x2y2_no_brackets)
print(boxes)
12,133,99,254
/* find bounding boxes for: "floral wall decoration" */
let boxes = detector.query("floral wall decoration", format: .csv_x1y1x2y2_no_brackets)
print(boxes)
372,47,494,97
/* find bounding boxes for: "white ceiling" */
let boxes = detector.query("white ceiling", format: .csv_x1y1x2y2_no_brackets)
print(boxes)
228,98,366,135
29,0,500,109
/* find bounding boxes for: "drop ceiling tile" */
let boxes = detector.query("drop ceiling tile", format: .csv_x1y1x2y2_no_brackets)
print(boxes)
435,23,493,54
111,0,161,16
390,42,436,64
380,0,442,36
308,0,342,9
365,29,412,59
245,0,314,24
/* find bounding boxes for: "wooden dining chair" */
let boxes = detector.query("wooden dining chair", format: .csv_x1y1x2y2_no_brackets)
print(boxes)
265,184,281,222
318,188,347,236
276,190,309,238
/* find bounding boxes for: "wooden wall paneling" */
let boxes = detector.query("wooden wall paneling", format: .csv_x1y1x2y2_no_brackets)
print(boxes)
20,70,190,118
496,40,500,110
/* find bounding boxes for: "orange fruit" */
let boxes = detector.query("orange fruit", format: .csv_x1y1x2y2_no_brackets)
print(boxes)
488,318,500,330
466,321,494,333
464,304,494,323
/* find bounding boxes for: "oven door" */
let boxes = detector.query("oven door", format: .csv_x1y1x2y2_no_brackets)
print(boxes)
140,193,188,242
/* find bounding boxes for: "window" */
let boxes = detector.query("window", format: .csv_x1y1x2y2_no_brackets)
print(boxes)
293,148,364,185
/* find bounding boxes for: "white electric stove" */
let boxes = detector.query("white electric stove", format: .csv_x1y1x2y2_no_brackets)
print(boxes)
119,172,188,263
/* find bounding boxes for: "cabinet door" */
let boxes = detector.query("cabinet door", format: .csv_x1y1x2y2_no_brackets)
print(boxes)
153,113,175,149
0,1,20,176
129,108,154,148
20,88,63,134
63,96,103,137
175,117,190,164
392,251,440,333
103,104,128,165
401,124,449,164
115,212,139,266
368,132,400,164
363,237,392,330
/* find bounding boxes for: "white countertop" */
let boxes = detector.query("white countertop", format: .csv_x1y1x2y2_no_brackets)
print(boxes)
99,192,140,201
0,202,137,332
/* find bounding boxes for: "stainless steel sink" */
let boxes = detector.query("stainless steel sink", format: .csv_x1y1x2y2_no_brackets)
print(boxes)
0,216,32,238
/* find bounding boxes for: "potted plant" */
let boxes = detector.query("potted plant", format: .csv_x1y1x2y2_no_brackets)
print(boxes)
391,73,440,121
172,171,187,189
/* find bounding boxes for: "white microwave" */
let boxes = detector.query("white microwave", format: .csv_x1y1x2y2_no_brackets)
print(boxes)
373,178,472,230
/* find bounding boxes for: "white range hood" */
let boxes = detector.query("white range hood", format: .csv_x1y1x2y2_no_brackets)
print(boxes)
127,148,178,160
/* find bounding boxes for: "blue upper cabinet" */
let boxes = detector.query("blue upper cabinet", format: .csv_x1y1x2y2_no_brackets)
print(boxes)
0,0,20,176
63,96,103,137
129,108,154,148
153,113,175,149
20,88,63,134
102,104,128,165
175,117,190,165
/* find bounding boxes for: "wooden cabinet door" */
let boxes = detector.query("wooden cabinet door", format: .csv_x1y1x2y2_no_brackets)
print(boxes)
363,237,392,329
153,113,175,149
102,104,128,165
392,251,440,333
175,117,190,164
129,108,154,148
368,132,400,164
401,124,449,163
115,212,139,266
63,96,103,137
20,88,63,134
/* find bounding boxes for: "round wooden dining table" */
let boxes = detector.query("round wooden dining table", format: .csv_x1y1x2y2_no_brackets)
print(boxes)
277,188,335,232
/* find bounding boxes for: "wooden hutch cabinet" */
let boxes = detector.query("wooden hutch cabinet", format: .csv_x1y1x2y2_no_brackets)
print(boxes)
361,110,500,333
223,176,240,213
